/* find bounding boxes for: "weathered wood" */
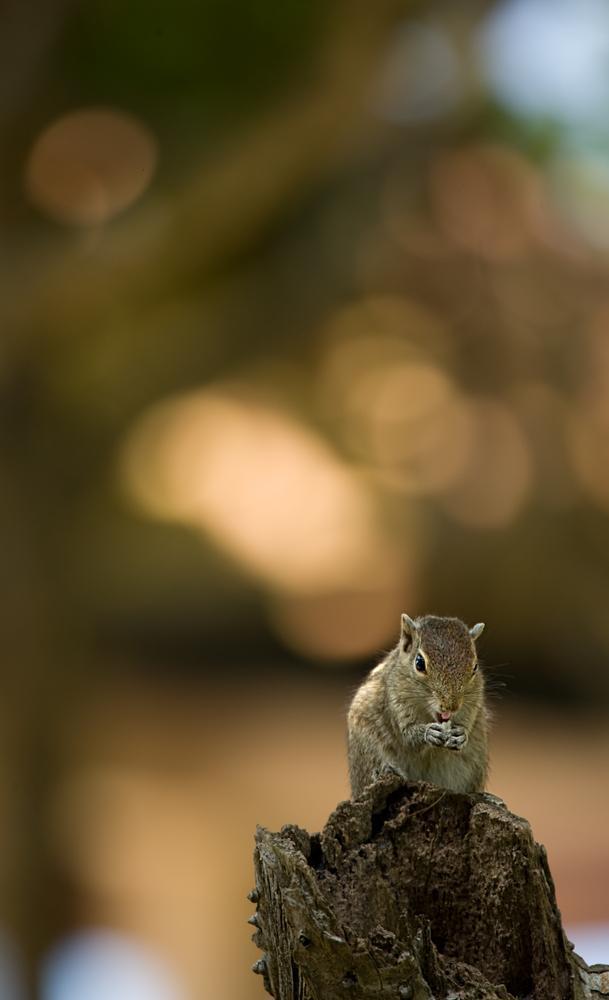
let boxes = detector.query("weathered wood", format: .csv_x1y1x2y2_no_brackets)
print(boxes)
250,774,609,1000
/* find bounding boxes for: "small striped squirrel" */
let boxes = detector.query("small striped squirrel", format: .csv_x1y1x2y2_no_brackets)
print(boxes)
347,614,488,798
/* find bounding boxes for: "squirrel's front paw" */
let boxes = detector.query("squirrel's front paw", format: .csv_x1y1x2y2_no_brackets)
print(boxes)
425,723,448,747
444,725,467,751
382,764,406,780
371,764,406,784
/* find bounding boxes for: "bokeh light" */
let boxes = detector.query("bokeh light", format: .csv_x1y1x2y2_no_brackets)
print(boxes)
435,398,532,528
25,108,158,226
477,0,609,127
318,295,450,435
319,295,448,359
429,144,541,260
267,586,413,661
371,21,460,124
341,360,473,494
41,930,187,1000
120,387,400,595
316,291,532,528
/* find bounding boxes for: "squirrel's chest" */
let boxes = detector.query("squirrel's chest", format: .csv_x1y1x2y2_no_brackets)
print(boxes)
395,743,478,793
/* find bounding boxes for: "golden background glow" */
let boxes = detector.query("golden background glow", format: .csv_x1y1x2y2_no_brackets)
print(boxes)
0,0,607,994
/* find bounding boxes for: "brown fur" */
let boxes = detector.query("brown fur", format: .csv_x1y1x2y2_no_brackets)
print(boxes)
347,614,489,798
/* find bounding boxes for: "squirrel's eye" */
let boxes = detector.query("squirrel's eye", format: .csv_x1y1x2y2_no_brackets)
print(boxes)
415,653,426,673
472,663,478,674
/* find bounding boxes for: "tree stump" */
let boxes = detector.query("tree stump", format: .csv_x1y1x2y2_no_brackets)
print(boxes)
249,774,609,1000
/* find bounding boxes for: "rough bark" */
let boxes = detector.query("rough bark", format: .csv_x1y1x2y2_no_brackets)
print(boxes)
250,774,609,1000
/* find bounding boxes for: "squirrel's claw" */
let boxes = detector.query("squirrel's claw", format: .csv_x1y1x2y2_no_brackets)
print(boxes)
425,722,448,747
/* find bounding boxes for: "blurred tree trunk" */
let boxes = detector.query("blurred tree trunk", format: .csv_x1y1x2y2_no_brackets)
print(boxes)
0,460,80,990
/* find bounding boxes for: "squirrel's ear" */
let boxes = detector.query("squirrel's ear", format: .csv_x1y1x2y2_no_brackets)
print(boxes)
401,614,417,651
470,622,485,640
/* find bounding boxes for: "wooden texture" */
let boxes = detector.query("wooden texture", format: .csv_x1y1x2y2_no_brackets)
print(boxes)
250,774,609,1000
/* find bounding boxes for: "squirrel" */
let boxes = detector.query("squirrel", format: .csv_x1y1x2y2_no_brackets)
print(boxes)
347,613,488,798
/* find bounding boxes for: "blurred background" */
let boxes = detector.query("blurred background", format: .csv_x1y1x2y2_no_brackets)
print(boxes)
0,0,608,996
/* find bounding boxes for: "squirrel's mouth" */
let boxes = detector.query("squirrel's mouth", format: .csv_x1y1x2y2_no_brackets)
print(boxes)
436,711,452,723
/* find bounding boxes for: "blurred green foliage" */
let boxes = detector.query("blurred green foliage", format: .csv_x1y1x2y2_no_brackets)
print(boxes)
58,0,326,132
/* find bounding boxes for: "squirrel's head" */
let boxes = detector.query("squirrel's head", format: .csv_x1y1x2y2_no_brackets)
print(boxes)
397,613,484,720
